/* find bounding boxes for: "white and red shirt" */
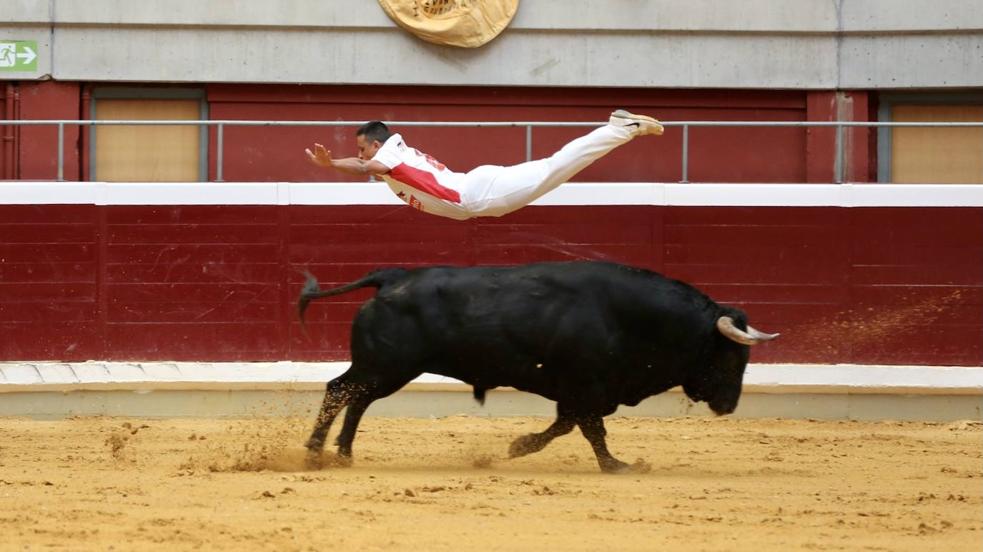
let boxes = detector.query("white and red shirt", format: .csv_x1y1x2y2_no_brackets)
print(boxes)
372,134,470,220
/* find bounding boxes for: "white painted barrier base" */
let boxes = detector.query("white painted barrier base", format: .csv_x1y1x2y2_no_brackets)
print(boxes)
1,362,980,421
2,361,981,393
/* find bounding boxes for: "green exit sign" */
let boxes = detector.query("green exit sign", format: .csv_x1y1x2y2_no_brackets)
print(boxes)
0,41,38,72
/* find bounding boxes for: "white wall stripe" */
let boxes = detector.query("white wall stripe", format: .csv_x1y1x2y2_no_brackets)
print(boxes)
0,362,980,393
2,182,983,207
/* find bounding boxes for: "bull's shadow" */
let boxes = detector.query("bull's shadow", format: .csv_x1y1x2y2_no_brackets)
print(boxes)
298,260,778,474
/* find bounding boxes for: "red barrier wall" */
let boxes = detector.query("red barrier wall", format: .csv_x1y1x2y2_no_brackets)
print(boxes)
1,204,979,366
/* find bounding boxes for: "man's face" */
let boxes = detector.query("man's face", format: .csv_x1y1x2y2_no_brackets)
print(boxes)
356,134,382,160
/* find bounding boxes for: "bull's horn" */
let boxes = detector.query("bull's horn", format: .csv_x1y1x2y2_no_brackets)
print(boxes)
747,324,780,342
716,316,780,346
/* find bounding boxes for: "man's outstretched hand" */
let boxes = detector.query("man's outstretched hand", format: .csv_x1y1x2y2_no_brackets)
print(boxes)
305,143,334,168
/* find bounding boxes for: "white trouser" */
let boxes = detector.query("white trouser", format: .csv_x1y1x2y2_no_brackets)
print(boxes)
460,124,634,218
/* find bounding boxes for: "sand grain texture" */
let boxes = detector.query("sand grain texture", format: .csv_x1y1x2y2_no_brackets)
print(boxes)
0,415,980,551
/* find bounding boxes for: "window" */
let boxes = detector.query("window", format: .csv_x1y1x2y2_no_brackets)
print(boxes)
90,88,207,182
879,94,983,184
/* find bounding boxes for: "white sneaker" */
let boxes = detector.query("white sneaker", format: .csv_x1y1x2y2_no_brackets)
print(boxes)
609,109,664,137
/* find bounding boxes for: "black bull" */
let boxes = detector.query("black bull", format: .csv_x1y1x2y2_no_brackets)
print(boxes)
298,261,778,473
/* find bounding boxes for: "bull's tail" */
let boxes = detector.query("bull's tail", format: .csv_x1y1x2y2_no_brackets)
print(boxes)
298,268,405,331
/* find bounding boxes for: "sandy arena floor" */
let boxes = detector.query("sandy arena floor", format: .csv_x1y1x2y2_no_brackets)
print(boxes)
0,415,980,551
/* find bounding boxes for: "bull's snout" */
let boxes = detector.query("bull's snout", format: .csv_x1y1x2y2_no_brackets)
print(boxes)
708,396,739,416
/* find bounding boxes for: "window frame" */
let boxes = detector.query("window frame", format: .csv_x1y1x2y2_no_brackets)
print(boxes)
877,92,983,183
89,87,209,182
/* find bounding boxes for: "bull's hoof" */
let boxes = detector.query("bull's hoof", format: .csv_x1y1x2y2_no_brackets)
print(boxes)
599,458,651,474
304,450,353,470
304,450,324,470
332,454,354,468
508,434,546,458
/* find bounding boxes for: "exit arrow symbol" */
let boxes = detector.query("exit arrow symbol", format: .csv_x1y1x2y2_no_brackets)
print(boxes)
16,45,36,65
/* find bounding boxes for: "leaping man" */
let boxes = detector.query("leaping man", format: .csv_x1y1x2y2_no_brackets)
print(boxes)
305,110,663,220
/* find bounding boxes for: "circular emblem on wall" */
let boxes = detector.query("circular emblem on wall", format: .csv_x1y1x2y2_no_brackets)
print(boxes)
377,0,520,48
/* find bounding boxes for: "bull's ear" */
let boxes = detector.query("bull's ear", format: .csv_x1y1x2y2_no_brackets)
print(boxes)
716,316,779,345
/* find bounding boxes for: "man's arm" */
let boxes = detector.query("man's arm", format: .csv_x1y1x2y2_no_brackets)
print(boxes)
305,143,390,176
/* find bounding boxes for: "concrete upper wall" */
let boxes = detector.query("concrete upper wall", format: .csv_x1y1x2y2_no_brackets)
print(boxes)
2,0,982,89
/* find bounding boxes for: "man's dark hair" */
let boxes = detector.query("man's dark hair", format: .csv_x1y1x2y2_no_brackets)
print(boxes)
357,121,392,144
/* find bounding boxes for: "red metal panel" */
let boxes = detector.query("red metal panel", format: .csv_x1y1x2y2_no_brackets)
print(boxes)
105,262,280,285
105,243,279,265
291,321,352,362
850,263,982,286
107,224,277,244
0,301,99,323
206,85,807,109
101,205,284,359
0,205,100,360
17,81,82,181
289,224,471,251
104,205,280,224
844,207,983,364
664,205,837,225
288,207,473,268
697,283,848,305
292,242,471,264
472,243,653,267
848,324,982,366
106,301,278,323
0,223,96,243
669,205,891,365
0,242,95,263
105,323,282,361
0,323,101,359
0,261,95,283
664,243,825,266
0,282,97,302
108,282,279,304
1,83,12,180
0,204,94,223
206,85,810,184
664,262,846,286
806,91,837,183
473,206,657,269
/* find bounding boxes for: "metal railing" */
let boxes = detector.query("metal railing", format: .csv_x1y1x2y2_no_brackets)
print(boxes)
4,119,983,184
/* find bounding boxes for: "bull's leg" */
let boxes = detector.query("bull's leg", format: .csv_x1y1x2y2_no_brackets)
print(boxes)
331,371,419,463
508,405,576,458
576,415,632,474
305,375,354,453
334,396,371,459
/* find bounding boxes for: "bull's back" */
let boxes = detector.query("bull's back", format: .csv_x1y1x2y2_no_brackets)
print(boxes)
366,261,717,353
